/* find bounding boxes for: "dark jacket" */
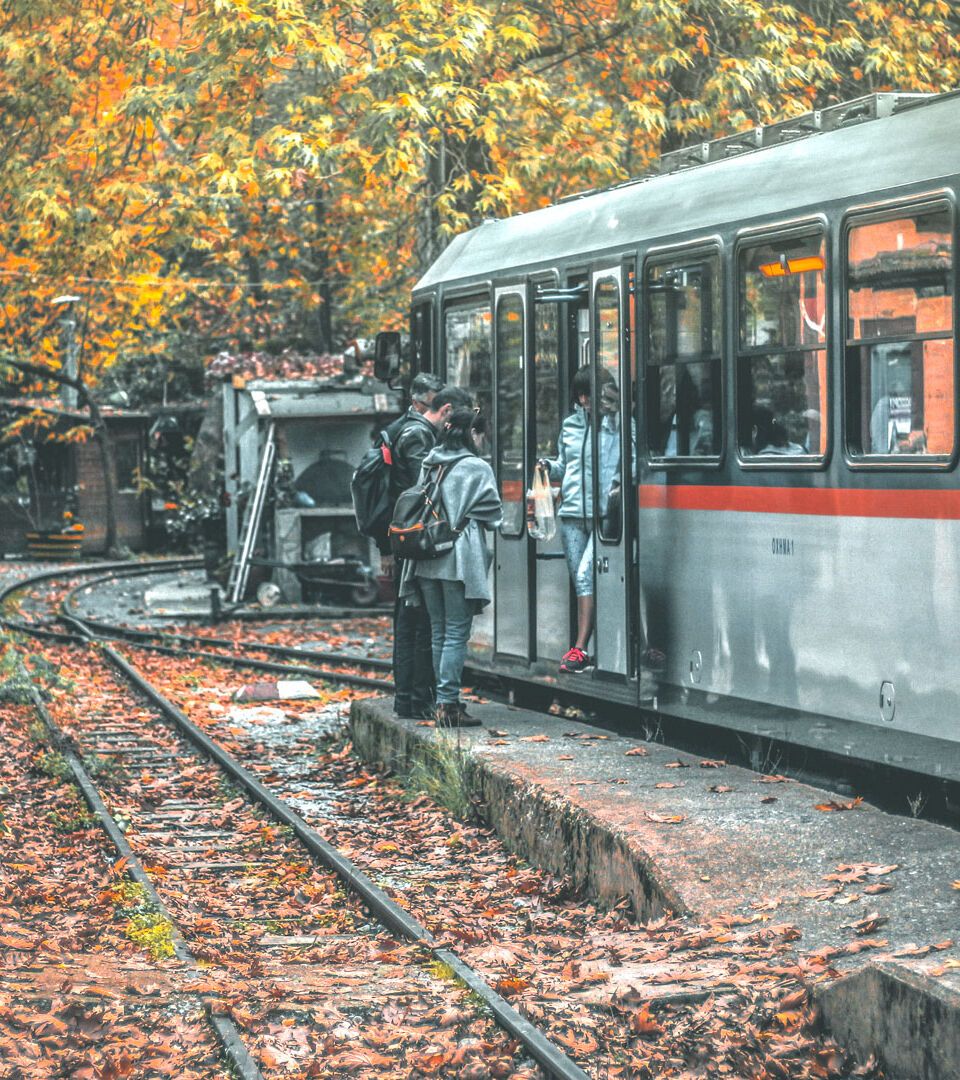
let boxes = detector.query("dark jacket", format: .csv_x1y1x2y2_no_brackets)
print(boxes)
391,409,437,497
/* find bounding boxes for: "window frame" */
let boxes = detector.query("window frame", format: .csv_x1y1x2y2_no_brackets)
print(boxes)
642,241,725,468
734,217,831,471
840,191,958,472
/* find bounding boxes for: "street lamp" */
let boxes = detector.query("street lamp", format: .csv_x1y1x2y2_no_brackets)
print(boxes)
51,294,80,410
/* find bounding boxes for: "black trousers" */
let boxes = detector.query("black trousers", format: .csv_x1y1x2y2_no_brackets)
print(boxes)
392,561,435,714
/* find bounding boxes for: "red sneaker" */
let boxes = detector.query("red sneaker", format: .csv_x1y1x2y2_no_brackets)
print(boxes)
559,646,592,673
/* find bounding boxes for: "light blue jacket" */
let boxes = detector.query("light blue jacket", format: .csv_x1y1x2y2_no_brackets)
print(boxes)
544,405,616,519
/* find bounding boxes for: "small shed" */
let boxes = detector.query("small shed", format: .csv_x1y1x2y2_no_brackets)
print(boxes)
0,399,150,555
217,352,401,603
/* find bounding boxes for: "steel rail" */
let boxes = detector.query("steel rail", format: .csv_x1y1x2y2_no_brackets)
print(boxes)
5,563,592,1080
25,665,264,1080
59,579,392,674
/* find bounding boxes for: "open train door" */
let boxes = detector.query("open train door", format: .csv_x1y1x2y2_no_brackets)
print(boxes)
590,263,634,679
492,283,532,661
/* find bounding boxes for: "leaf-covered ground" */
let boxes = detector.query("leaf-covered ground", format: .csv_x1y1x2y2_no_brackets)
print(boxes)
102,636,885,1080
0,560,891,1077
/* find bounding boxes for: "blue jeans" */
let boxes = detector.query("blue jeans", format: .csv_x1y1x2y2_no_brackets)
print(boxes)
418,578,474,705
559,518,594,597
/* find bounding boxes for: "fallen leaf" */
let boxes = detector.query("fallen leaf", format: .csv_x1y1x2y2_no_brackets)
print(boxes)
520,735,550,743
557,754,574,760
488,729,509,737
655,782,678,789
630,1004,662,1038
495,976,530,995
624,747,648,757
644,811,684,823
843,911,888,935
864,882,892,895
699,759,726,768
815,796,863,812
709,784,733,793
664,760,690,769
930,959,960,975
760,796,778,804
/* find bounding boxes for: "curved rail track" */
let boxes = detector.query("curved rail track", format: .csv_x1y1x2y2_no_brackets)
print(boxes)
1,560,591,1080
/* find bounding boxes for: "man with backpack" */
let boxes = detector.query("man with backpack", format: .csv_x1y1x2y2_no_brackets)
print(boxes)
389,381,475,718
353,374,473,718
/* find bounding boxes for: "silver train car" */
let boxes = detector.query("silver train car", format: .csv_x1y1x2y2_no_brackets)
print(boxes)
387,90,960,793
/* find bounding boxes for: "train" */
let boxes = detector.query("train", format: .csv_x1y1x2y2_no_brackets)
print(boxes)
376,89,960,790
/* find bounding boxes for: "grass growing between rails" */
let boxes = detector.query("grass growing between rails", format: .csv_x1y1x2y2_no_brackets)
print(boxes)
0,635,75,704
103,880,176,961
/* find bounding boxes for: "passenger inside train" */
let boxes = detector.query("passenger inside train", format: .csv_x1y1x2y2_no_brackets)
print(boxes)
539,366,631,674
751,405,805,456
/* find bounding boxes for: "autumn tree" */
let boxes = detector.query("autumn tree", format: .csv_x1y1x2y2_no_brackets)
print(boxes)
0,0,956,547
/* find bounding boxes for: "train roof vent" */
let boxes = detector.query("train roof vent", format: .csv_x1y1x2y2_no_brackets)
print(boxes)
659,92,934,176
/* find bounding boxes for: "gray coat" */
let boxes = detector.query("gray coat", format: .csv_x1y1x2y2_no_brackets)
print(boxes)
399,446,502,608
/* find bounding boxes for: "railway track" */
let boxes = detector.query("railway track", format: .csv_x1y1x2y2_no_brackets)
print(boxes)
1,562,590,1080
2,560,887,1079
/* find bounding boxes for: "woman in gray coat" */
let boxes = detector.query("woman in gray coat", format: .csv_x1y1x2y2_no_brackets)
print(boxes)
399,407,502,727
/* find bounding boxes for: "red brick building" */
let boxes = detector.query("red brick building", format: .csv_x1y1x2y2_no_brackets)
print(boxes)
0,400,149,555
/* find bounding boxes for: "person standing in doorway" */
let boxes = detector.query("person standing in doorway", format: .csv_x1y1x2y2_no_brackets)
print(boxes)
539,366,620,674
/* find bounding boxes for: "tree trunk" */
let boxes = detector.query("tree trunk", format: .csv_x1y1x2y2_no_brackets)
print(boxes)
83,394,120,556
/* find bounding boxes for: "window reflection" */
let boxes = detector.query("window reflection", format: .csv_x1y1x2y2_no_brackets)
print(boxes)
496,294,524,536
739,233,827,460
647,253,722,459
534,303,560,461
445,300,493,460
846,207,954,458
595,279,624,541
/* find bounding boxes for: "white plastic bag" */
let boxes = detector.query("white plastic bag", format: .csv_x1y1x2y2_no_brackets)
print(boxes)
526,463,557,542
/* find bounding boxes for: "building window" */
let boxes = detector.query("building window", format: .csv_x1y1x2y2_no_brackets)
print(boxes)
114,437,141,491
646,252,722,459
845,203,954,459
738,232,827,460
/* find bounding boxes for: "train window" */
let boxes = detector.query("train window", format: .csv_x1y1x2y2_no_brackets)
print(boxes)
738,233,827,460
411,302,432,379
646,253,722,458
845,205,954,459
594,277,624,542
534,301,560,461
496,293,525,536
444,299,493,459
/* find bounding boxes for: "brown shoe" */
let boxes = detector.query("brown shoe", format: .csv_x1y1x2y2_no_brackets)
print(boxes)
434,703,481,728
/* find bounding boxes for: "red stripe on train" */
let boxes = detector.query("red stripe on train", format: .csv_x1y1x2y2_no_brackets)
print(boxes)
639,484,960,519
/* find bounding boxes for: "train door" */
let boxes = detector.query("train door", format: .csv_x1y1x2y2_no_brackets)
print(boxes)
590,265,633,678
443,295,495,653
530,283,569,664
493,284,531,660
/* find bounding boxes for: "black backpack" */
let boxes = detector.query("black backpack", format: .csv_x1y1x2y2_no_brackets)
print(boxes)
387,465,461,560
351,415,406,547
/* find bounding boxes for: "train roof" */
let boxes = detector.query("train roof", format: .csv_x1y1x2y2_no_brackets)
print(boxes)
415,90,960,294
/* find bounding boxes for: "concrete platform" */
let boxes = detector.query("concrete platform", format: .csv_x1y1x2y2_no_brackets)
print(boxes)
350,696,960,1080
